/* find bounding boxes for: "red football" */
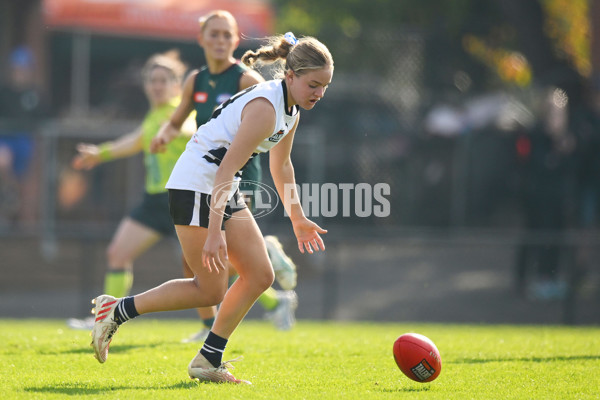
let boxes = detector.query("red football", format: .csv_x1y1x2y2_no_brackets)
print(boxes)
393,333,442,382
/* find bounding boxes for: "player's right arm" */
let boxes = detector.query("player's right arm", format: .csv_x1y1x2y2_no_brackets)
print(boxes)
151,70,198,153
72,125,143,170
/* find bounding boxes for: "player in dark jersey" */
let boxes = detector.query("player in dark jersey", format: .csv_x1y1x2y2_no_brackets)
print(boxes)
154,10,298,340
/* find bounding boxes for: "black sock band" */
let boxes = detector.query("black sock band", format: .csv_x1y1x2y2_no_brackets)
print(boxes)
113,296,139,325
200,331,228,367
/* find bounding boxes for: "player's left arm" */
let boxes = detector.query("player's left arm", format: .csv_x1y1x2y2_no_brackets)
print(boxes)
269,117,327,254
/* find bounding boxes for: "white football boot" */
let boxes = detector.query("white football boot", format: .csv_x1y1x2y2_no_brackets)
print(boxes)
265,235,297,290
188,352,251,384
90,294,120,363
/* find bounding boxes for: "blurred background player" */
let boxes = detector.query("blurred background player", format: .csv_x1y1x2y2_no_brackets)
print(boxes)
0,45,44,226
153,10,298,341
66,50,196,329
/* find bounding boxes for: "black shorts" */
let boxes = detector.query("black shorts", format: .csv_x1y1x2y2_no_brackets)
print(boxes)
129,192,176,236
168,189,247,229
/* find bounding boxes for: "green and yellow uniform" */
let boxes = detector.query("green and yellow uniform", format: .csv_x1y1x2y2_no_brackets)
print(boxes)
129,97,190,235
105,97,191,299
142,97,190,194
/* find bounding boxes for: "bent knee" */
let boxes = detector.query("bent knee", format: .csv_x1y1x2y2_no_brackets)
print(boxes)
193,278,227,304
255,268,275,291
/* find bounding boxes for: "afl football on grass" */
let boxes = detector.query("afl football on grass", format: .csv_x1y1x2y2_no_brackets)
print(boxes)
393,333,442,382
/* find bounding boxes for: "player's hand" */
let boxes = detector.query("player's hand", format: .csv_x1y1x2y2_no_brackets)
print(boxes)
202,232,228,273
150,135,168,154
151,122,177,153
71,143,101,170
292,218,327,254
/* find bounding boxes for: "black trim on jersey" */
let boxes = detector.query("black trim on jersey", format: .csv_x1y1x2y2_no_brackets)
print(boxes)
202,146,259,177
208,84,258,121
281,80,299,116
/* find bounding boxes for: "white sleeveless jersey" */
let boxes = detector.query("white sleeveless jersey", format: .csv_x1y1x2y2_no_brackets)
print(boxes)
166,79,299,196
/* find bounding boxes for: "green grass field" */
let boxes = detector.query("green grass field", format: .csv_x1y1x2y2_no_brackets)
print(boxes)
1,319,598,399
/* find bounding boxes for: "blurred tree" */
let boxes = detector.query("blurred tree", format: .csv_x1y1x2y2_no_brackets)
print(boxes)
271,0,589,95
541,0,591,78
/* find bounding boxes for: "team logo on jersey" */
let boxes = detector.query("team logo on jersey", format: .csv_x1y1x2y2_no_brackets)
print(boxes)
194,92,208,103
216,93,232,105
268,129,285,143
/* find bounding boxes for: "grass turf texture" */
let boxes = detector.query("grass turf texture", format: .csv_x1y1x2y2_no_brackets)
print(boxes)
1,319,598,399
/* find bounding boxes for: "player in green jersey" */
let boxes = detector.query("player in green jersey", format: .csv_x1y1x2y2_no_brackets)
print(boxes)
154,10,298,340
66,51,196,330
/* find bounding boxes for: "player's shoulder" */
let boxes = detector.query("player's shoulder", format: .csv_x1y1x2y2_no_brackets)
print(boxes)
182,68,202,86
240,68,265,90
185,67,204,78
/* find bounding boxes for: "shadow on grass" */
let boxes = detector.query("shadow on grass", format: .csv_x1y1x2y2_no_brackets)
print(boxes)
450,355,600,364
23,380,201,396
41,341,165,356
24,385,131,396
378,385,432,393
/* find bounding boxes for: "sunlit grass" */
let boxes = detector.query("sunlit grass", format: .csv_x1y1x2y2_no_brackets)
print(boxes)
1,319,598,399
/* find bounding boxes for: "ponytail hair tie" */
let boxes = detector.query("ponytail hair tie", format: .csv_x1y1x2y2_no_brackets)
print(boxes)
284,32,298,46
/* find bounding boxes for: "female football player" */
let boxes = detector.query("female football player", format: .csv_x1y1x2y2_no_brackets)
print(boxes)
154,10,299,341
91,32,333,384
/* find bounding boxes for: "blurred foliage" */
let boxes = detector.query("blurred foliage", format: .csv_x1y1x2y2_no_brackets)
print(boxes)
271,0,591,93
541,0,591,77
463,35,532,87
272,0,473,38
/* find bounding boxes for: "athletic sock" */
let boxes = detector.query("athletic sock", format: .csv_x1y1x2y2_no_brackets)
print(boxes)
113,296,139,325
202,317,215,329
200,331,228,367
258,287,279,311
104,270,133,298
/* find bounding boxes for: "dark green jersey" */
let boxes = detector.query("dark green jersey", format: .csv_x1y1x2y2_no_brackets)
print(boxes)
193,62,247,128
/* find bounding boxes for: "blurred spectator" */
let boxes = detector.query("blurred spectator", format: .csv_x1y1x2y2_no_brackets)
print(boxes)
515,87,575,300
570,80,600,285
0,45,47,120
0,45,46,226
